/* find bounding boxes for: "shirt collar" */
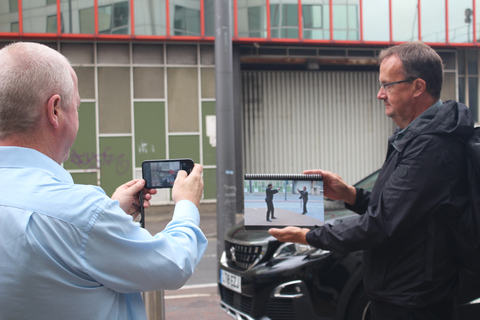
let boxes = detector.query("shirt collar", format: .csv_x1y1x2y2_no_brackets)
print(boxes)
0,146,73,184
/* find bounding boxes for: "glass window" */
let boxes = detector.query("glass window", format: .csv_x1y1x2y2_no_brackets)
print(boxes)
204,0,215,37
134,0,166,36
441,72,457,102
78,1,129,34
0,0,19,32
303,4,325,39
270,3,298,39
476,0,480,43
448,0,473,43
420,0,446,42
171,1,200,36
238,0,267,38
437,51,456,70
458,76,466,104
458,49,466,75
46,14,59,33
363,0,389,41
11,22,18,32
333,2,359,41
79,7,95,34
392,0,418,42
468,50,478,75
22,1,57,33
10,0,18,12
468,77,478,121
61,0,95,34
98,1,129,34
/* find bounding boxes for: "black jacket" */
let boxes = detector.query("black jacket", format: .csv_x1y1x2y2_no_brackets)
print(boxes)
265,188,278,202
306,100,474,308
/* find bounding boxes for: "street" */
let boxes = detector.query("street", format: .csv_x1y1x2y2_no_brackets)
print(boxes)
144,203,234,320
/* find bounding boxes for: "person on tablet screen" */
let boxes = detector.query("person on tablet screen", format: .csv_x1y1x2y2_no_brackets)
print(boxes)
265,183,281,222
297,186,309,214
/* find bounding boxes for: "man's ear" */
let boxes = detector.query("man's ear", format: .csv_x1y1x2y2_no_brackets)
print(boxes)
46,94,61,129
413,78,427,98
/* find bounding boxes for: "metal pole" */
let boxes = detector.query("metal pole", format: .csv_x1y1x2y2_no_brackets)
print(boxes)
215,0,237,261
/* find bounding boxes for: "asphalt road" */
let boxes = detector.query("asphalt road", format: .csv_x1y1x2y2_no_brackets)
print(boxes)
144,203,236,320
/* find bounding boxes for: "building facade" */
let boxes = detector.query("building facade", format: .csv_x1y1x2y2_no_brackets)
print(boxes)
1,0,479,203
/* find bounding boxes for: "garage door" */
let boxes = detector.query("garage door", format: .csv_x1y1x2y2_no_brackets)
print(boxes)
242,70,396,184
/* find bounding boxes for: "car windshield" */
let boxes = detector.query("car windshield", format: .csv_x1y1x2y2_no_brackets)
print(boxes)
354,170,379,191
324,170,380,218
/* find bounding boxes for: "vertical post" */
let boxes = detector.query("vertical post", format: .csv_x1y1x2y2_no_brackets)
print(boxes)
215,0,237,261
144,291,165,320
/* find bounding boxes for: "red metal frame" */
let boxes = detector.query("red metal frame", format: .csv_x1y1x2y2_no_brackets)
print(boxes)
359,0,363,42
234,0,238,38
329,0,333,41
298,0,302,41
266,0,271,39
418,0,422,42
445,0,449,43
2,0,478,48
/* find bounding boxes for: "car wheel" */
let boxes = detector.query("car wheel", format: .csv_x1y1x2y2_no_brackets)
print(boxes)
345,285,371,320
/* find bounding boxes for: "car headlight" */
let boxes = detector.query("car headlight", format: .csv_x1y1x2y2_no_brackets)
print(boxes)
273,242,330,259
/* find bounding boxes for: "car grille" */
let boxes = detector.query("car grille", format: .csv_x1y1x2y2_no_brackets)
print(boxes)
265,298,295,320
225,241,264,271
220,286,296,320
219,285,253,314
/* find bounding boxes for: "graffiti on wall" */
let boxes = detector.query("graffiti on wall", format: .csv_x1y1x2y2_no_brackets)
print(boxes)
69,147,130,175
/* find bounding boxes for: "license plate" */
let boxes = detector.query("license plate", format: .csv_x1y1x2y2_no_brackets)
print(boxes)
220,269,242,293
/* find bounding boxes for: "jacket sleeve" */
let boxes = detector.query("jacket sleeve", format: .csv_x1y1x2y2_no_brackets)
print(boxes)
306,135,467,253
345,187,370,215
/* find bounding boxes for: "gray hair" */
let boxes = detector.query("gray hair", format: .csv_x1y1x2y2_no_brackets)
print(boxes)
0,42,74,139
379,42,443,100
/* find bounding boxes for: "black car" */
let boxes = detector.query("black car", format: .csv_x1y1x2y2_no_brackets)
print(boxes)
218,170,480,320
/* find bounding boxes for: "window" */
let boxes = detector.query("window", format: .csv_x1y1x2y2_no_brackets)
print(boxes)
303,4,324,39
270,3,298,39
173,5,200,36
80,1,129,34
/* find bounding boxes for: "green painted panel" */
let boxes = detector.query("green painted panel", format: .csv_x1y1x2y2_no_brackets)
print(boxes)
134,102,166,167
65,102,97,170
71,172,98,185
168,135,200,163
203,168,216,200
99,137,133,196
201,101,216,166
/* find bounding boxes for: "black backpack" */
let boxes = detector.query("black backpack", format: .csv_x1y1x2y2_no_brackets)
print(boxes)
441,127,480,274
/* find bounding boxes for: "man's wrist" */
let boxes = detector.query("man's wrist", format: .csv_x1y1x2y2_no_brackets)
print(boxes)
344,186,357,206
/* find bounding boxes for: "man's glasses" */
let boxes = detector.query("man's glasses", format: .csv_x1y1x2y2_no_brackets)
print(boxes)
379,78,416,91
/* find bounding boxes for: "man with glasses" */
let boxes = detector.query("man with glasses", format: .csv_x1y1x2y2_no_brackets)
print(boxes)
269,42,474,319
0,42,208,319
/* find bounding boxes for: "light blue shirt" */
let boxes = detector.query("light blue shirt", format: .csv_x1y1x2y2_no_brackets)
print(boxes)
0,147,208,320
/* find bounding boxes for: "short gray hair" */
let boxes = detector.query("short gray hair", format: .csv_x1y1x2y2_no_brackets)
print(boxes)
379,42,443,100
0,42,74,139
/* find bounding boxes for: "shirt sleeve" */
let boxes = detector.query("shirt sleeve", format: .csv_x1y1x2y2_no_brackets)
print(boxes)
82,199,208,293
